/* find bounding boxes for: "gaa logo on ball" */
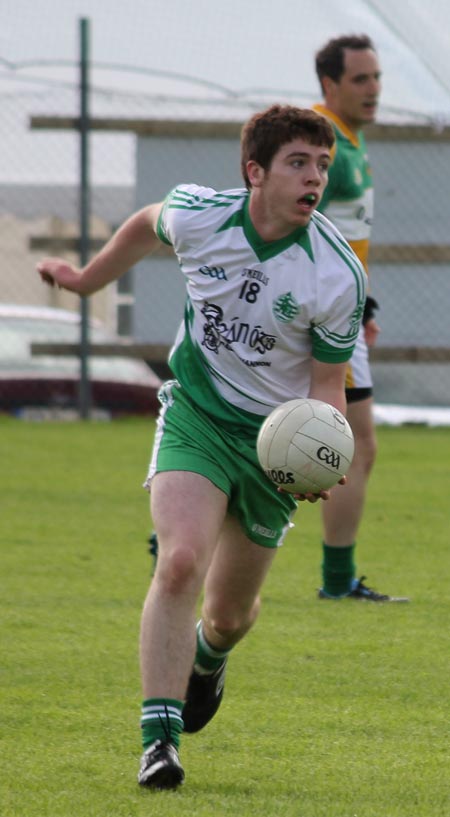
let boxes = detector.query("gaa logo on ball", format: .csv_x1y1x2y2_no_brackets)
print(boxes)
317,446,341,469
256,398,354,494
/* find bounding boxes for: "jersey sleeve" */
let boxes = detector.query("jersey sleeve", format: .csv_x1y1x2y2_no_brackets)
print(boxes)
156,183,217,252
310,216,367,363
311,288,365,363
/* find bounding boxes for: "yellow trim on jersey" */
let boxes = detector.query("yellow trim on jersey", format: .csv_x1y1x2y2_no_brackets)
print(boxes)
313,103,360,148
348,238,369,273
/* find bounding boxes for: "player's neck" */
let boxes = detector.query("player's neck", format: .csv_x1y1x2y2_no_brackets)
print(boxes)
320,103,362,136
248,196,305,242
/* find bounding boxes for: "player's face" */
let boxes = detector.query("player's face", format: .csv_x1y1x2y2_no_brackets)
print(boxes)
250,139,330,235
327,48,381,129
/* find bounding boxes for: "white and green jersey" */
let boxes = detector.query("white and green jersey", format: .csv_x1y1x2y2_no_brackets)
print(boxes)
156,184,366,430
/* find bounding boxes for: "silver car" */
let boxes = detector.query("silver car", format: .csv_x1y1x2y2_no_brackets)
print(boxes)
0,304,161,416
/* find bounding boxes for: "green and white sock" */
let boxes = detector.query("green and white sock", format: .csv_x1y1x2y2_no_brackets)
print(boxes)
194,620,231,674
140,698,184,749
322,543,355,597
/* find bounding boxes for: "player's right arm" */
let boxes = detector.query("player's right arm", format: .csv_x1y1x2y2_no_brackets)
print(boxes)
37,202,164,295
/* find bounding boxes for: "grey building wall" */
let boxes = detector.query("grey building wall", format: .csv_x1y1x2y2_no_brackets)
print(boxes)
0,184,134,223
370,142,450,244
134,137,242,346
368,142,450,404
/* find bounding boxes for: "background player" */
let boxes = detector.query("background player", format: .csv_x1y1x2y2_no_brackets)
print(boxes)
313,34,408,602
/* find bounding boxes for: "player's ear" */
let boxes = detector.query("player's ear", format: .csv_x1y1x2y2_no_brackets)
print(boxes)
246,160,265,188
322,75,336,98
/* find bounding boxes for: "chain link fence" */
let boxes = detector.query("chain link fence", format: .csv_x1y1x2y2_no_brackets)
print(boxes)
2,6,450,415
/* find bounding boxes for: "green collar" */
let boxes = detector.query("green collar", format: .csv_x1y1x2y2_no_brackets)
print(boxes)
218,196,313,262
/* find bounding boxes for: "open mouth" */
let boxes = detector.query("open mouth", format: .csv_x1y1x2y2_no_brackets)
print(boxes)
298,193,318,208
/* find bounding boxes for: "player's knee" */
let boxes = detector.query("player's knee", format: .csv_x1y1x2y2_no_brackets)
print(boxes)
208,596,261,640
353,430,377,473
157,543,202,595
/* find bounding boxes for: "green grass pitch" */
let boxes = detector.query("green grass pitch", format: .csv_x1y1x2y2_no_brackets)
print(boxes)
1,416,449,817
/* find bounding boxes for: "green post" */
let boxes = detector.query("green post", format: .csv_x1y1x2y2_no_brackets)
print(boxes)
78,17,91,419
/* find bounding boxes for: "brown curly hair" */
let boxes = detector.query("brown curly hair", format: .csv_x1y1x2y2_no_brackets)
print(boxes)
241,104,335,190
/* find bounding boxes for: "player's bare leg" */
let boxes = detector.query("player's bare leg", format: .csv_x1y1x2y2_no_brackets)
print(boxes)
141,470,227,697
320,397,376,598
319,397,409,602
138,470,227,788
182,514,277,733
202,513,277,646
322,397,376,545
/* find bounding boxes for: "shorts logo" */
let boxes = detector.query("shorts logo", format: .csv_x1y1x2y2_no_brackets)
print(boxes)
252,523,277,539
273,292,300,323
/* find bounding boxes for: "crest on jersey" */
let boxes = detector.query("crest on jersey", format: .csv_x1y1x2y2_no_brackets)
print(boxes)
272,292,300,323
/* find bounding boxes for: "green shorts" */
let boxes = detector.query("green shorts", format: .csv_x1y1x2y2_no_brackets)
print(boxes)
145,381,297,548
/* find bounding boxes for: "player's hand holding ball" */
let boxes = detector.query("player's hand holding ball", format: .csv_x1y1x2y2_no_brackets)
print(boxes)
257,398,354,502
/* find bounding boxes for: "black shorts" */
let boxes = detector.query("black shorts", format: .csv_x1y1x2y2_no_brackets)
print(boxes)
346,386,373,404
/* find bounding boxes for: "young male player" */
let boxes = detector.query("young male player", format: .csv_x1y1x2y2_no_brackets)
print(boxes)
37,105,366,789
313,35,409,602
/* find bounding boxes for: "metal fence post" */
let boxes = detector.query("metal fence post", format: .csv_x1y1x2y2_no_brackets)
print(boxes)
78,17,91,419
